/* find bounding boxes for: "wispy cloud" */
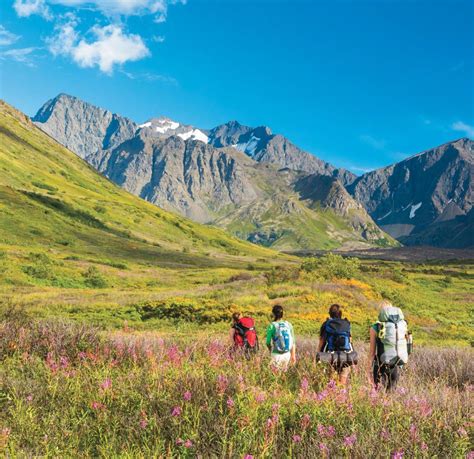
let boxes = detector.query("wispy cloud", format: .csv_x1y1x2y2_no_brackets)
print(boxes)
0,26,21,46
0,47,38,67
13,0,52,19
452,121,474,138
121,70,178,85
359,134,386,150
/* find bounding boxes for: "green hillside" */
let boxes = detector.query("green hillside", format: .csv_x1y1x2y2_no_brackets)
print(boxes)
0,100,279,277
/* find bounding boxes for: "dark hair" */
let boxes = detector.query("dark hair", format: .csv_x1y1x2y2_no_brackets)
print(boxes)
232,312,241,323
329,304,342,319
272,304,284,320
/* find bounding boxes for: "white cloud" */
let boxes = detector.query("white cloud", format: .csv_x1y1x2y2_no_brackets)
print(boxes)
452,121,474,138
359,134,386,150
18,0,187,20
13,0,51,19
48,20,150,74
0,47,37,67
0,26,21,46
47,14,79,56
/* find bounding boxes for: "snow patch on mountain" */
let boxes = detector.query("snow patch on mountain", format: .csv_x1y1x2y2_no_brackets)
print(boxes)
234,135,260,157
377,210,392,221
178,129,209,143
138,122,152,129
409,202,422,219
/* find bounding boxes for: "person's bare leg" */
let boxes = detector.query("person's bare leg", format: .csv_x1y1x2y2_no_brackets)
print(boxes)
339,367,351,386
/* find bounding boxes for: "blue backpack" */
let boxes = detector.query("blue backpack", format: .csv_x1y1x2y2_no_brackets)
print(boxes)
324,318,351,352
272,321,293,353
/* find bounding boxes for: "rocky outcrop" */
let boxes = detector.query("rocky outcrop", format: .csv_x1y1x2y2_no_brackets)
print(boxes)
33,94,137,160
347,138,473,247
208,121,356,186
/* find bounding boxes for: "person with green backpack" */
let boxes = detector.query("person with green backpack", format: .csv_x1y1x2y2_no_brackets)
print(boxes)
367,300,412,390
266,304,296,371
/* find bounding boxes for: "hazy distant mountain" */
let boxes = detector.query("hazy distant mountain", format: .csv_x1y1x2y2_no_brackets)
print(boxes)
347,138,473,247
31,94,392,250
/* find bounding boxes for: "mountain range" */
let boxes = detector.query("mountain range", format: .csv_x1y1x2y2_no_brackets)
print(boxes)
32,94,473,249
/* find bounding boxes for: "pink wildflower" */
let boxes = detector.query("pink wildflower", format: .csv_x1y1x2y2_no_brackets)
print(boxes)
272,403,280,413
2,427,11,437
183,391,192,401
381,428,390,440
326,426,336,437
171,406,182,417
318,425,326,436
300,377,309,392
343,433,357,447
139,419,148,429
255,392,266,403
292,435,302,443
26,395,33,402
184,439,193,448
420,442,428,451
243,455,254,459
227,398,235,408
391,449,404,459
176,438,184,446
319,443,329,454
458,427,468,437
409,424,418,440
91,401,105,410
100,378,112,391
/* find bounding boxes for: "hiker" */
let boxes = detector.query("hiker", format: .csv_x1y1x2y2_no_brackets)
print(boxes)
266,305,296,371
368,300,410,391
317,304,357,385
229,312,258,358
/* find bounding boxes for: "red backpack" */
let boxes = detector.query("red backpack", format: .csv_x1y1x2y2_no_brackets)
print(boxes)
233,317,259,354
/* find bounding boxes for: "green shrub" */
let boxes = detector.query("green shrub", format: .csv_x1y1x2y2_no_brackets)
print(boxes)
82,266,108,288
265,265,299,285
136,298,231,323
301,253,360,280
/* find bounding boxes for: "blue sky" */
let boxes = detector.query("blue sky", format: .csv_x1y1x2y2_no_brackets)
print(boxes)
0,0,473,174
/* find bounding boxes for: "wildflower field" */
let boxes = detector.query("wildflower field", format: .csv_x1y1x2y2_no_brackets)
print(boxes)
1,309,473,458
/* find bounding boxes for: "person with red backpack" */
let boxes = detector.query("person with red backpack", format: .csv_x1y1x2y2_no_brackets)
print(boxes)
230,312,259,358
317,304,357,385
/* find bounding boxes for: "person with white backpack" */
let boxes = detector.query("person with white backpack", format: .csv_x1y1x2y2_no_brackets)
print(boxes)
367,300,412,390
266,304,296,371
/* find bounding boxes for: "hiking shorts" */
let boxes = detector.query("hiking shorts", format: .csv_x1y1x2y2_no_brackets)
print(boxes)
270,352,291,371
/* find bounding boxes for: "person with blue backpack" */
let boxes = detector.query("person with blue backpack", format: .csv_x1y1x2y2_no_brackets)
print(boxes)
317,304,357,385
266,304,296,371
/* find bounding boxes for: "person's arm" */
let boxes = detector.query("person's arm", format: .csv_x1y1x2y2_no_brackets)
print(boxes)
367,327,377,385
266,324,274,352
317,322,326,352
290,323,296,364
229,327,235,345
317,336,326,352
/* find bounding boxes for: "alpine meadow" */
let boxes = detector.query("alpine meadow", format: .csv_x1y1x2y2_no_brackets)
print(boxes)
0,0,473,458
